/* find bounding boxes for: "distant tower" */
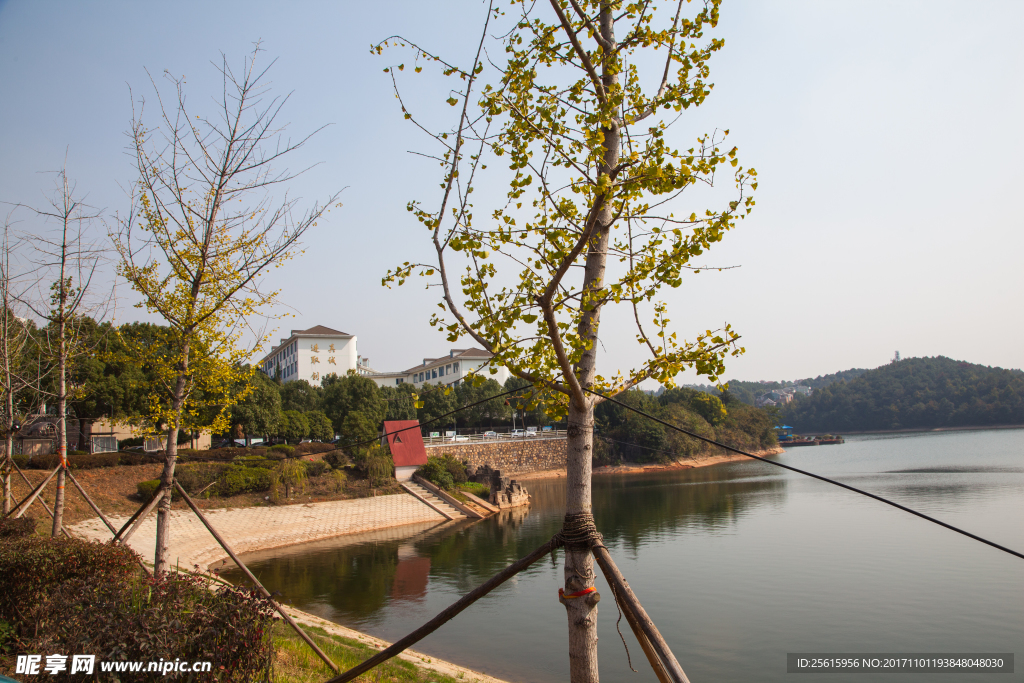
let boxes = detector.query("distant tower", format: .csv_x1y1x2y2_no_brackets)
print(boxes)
893,350,900,363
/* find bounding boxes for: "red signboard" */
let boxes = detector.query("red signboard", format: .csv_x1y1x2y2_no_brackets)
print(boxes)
384,420,428,467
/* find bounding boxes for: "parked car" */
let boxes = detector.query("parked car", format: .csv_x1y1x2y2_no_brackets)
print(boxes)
526,427,538,436
212,439,246,449
483,431,498,439
508,429,526,438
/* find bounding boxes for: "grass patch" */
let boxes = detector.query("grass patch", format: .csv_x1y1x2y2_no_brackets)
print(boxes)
457,482,489,499
271,622,463,683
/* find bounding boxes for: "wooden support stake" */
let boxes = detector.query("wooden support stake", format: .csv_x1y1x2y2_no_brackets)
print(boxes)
172,481,340,674
326,536,561,683
592,543,691,683
9,466,60,519
115,487,166,544
611,582,672,683
66,470,118,536
12,463,70,538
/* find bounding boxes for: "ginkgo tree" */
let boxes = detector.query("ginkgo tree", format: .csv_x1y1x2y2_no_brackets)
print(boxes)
378,0,756,678
112,46,342,573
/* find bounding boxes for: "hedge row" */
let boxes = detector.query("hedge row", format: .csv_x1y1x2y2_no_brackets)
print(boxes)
12,442,339,471
137,458,334,499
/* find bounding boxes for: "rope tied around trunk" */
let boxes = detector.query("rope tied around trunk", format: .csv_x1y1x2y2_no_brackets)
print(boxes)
555,511,602,551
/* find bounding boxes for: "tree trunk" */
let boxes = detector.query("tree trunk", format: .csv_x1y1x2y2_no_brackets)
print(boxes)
564,401,599,683
154,351,189,574
558,4,619,680
51,319,68,537
2,444,11,515
77,417,94,453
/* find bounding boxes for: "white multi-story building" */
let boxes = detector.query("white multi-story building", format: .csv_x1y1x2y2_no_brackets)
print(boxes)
365,348,510,388
257,326,357,387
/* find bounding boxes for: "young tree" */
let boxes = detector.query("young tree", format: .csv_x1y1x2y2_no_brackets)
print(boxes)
113,47,342,572
378,0,755,677
231,369,281,444
19,168,106,536
0,220,44,514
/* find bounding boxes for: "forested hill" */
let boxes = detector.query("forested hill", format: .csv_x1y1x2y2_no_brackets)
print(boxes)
779,356,1024,432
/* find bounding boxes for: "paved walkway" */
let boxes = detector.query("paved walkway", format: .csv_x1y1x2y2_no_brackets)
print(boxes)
68,492,447,570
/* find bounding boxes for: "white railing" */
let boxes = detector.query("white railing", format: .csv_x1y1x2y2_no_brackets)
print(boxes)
423,429,566,446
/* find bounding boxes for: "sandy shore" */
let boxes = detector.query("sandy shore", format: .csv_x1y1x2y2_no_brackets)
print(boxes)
516,446,785,481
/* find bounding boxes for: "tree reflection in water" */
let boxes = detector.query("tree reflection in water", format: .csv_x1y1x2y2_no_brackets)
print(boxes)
222,463,786,626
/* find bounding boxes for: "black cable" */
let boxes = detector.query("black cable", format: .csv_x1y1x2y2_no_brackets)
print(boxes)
584,387,1024,562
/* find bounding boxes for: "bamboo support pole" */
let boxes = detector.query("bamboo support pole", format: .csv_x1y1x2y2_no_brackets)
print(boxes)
172,481,340,674
114,487,166,544
11,463,70,537
9,466,60,519
326,536,562,683
591,543,690,683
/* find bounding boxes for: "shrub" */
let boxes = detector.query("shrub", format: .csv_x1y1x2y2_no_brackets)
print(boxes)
270,459,307,502
118,452,150,466
0,517,36,539
0,535,140,622
305,460,329,478
458,481,490,499
12,454,28,469
329,470,347,492
216,465,272,497
267,444,295,456
323,449,347,469
137,479,161,499
0,536,274,682
23,452,120,470
176,463,229,495
294,442,335,455
416,455,459,490
417,454,466,490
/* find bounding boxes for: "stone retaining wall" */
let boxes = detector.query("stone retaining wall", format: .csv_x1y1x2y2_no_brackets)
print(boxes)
425,438,566,475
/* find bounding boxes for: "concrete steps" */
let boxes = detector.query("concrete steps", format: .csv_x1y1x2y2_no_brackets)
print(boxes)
402,482,467,520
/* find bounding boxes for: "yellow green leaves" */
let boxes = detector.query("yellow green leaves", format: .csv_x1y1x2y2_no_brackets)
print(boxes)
446,96,458,106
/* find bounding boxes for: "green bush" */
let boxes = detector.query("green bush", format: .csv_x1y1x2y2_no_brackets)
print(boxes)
267,444,295,456
305,460,329,478
0,535,139,622
117,452,150,466
175,463,229,495
216,465,273,497
416,455,464,490
329,470,347,492
23,452,120,470
0,535,274,681
12,454,28,469
295,442,335,455
136,479,161,499
0,517,37,539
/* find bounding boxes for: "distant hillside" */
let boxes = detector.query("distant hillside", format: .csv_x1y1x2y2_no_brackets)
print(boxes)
779,356,1024,432
795,367,867,389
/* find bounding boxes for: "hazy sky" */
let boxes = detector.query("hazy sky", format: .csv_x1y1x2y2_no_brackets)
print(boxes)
2,0,1021,384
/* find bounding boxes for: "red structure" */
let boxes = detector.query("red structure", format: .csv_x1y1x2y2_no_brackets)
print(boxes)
384,420,427,477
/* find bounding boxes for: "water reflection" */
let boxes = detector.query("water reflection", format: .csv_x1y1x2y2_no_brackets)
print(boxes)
225,463,787,624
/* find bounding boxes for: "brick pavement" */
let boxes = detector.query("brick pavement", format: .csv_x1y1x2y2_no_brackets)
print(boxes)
68,491,446,570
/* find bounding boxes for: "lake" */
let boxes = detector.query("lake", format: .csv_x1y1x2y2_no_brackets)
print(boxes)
224,428,1024,682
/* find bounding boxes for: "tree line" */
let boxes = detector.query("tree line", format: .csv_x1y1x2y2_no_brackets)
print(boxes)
595,387,777,464
779,356,1024,432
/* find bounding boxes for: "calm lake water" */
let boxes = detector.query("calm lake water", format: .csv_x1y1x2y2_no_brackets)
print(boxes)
224,429,1024,682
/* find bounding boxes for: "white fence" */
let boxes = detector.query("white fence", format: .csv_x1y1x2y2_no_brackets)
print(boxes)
423,429,567,446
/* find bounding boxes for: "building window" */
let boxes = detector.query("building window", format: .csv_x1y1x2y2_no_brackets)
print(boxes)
453,362,459,372
432,369,437,379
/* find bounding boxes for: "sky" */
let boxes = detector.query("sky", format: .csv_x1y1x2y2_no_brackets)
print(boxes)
1,0,1021,385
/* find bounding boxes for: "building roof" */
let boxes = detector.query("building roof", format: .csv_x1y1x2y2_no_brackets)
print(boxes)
384,420,428,467
403,348,494,374
293,325,351,337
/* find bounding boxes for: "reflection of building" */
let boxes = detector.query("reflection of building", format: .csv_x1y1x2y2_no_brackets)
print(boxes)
390,543,430,602
257,326,358,387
